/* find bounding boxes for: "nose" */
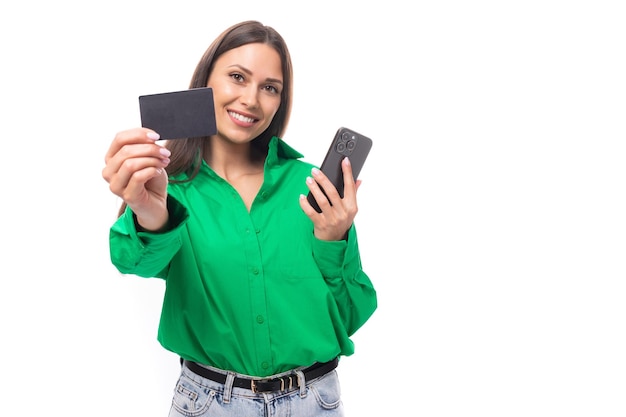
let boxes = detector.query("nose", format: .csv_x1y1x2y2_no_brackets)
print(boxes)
240,85,259,108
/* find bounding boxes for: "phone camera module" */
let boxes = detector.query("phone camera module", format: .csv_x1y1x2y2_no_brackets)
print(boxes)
337,131,357,155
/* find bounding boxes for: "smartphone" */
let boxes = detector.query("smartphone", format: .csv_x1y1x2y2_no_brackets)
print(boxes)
139,87,217,140
307,127,373,213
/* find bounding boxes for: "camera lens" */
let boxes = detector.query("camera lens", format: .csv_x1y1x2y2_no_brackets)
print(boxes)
346,140,356,151
336,142,346,152
341,132,351,142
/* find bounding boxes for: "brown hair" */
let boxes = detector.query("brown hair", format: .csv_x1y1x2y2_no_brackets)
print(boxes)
166,20,294,179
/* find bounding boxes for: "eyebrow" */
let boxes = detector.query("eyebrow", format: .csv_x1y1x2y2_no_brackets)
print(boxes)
228,64,283,85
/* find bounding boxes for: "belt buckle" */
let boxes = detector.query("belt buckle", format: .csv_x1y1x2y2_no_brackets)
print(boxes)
251,376,294,393
250,379,270,393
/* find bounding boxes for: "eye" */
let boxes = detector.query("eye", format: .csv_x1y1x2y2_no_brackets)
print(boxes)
264,84,280,94
230,73,245,82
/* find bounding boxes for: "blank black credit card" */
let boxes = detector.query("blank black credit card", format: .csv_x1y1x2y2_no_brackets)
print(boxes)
139,87,217,140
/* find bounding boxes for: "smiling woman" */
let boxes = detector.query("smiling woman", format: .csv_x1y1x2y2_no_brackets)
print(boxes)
101,20,377,417
202,42,284,209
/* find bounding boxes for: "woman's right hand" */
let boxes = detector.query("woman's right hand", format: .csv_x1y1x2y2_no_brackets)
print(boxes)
102,128,171,231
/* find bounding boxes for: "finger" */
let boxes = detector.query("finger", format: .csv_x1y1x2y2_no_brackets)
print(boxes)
104,128,160,163
107,156,169,196
103,141,170,183
305,174,333,213
299,193,320,216
340,157,357,200
310,167,342,204
122,166,165,204
355,179,362,193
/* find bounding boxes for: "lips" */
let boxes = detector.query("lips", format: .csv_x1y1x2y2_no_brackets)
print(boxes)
228,111,257,124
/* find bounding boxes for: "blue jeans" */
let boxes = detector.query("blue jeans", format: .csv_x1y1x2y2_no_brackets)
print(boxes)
168,362,345,417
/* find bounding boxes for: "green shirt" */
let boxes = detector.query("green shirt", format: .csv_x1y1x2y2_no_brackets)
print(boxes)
109,136,377,377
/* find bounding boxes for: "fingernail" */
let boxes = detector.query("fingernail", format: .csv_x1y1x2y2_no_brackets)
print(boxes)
306,176,314,184
312,168,320,176
160,147,171,157
147,132,160,140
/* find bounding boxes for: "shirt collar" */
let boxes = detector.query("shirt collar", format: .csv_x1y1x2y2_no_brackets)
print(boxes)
188,136,304,181
266,136,304,167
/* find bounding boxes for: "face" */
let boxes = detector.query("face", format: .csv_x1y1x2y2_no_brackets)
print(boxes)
207,43,283,145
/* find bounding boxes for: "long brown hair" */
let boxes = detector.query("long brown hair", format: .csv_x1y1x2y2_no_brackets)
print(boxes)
166,20,294,180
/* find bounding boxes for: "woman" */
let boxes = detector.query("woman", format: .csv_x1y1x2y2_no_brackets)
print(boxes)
102,20,377,417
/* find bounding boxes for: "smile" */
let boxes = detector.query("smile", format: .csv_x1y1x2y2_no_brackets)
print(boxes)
228,111,257,123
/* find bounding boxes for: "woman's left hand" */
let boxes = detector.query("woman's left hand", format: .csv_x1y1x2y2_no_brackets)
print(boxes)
300,157,361,241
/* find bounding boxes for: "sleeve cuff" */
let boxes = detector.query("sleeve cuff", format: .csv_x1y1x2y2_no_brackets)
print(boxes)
311,226,357,278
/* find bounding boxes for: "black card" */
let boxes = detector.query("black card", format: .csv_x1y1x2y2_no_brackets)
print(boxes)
139,87,217,139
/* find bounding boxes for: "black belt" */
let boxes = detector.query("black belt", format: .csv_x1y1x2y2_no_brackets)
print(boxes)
182,357,338,393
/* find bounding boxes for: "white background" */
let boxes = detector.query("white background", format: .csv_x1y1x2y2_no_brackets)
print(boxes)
1,1,625,416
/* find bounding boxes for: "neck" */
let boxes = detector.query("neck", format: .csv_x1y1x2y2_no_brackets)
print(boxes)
204,138,266,179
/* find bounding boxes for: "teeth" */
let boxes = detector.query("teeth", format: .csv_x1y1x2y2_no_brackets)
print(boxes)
229,111,255,123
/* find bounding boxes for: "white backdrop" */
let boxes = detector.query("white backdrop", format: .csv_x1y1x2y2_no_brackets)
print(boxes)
1,1,625,416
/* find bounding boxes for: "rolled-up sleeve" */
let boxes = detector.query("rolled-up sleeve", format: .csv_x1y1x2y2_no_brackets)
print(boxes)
312,225,377,336
109,196,189,278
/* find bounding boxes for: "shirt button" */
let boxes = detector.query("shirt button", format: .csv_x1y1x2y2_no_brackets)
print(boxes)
252,267,259,275
262,362,269,369
256,315,264,324
261,191,268,199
